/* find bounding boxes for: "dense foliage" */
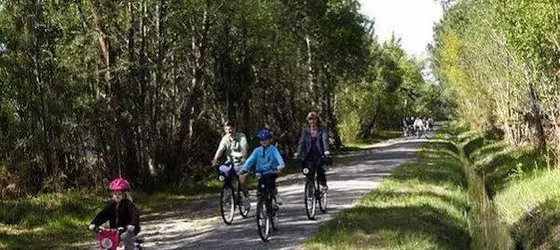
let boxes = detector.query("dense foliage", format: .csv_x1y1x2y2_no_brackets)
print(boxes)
0,0,436,197
431,0,560,150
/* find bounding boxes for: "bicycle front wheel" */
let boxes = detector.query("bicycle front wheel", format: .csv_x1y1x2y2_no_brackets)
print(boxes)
220,185,235,225
304,180,316,220
256,200,270,241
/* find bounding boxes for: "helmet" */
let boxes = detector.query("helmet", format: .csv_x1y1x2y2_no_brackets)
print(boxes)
109,177,130,191
256,129,272,141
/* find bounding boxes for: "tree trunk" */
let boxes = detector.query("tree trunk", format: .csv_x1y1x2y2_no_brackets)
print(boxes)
529,85,546,149
305,34,316,109
91,1,121,177
171,5,209,183
34,35,52,184
323,68,342,149
523,67,546,149
27,0,52,187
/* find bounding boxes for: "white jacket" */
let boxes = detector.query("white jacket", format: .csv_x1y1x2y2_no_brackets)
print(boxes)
413,119,424,128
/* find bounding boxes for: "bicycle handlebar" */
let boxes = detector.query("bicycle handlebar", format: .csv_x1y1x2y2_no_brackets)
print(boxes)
92,226,125,234
293,154,332,160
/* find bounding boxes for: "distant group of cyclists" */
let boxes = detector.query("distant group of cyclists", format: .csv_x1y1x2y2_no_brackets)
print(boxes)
402,116,434,138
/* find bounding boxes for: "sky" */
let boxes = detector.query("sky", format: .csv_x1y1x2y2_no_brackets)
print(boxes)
358,0,444,59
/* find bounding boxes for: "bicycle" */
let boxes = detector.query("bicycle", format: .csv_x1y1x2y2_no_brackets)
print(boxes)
404,125,415,139
216,163,251,225
253,172,280,242
92,226,142,250
297,154,330,220
402,125,410,137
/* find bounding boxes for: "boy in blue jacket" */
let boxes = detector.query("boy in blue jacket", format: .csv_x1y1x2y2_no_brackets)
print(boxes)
242,128,286,205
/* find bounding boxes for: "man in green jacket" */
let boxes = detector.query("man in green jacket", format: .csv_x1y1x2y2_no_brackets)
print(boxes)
212,121,250,205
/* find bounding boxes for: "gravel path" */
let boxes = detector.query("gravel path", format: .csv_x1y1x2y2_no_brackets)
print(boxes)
139,138,426,250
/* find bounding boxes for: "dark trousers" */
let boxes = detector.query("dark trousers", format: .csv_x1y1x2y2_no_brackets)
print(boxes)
304,157,327,186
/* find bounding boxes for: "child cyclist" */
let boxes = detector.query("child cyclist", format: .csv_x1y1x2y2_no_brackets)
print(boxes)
242,129,286,205
89,177,140,250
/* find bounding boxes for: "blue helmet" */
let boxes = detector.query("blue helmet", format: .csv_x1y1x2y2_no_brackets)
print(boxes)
257,129,272,141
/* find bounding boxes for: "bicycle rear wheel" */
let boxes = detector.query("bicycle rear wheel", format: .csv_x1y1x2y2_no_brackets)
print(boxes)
319,186,328,213
237,181,250,218
256,200,270,241
220,185,235,225
304,179,316,220
238,197,250,218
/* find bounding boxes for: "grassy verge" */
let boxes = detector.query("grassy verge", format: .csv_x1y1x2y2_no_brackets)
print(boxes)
0,192,105,250
305,136,472,249
494,168,560,249
450,124,560,250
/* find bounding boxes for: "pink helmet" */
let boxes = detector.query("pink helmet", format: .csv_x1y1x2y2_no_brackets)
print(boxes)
108,177,130,191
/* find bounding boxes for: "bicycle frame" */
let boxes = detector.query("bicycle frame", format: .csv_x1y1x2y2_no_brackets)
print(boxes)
257,184,273,206
256,173,278,209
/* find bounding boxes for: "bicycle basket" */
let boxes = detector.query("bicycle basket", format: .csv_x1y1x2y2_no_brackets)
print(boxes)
217,163,235,182
96,229,119,249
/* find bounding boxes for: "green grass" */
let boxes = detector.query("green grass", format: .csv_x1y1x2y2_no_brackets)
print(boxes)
492,168,560,250
510,198,560,250
495,168,560,225
0,191,105,250
305,139,472,250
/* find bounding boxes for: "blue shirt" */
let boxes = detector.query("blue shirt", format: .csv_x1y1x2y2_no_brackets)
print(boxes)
243,145,285,179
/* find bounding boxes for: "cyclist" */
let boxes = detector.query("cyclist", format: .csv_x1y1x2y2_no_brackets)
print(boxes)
408,117,415,135
89,177,140,250
295,112,330,192
422,117,430,132
401,117,409,137
427,117,434,131
414,116,424,137
212,121,250,206
242,129,286,205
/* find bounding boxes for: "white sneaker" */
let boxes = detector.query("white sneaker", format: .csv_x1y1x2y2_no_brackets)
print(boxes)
321,185,329,193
